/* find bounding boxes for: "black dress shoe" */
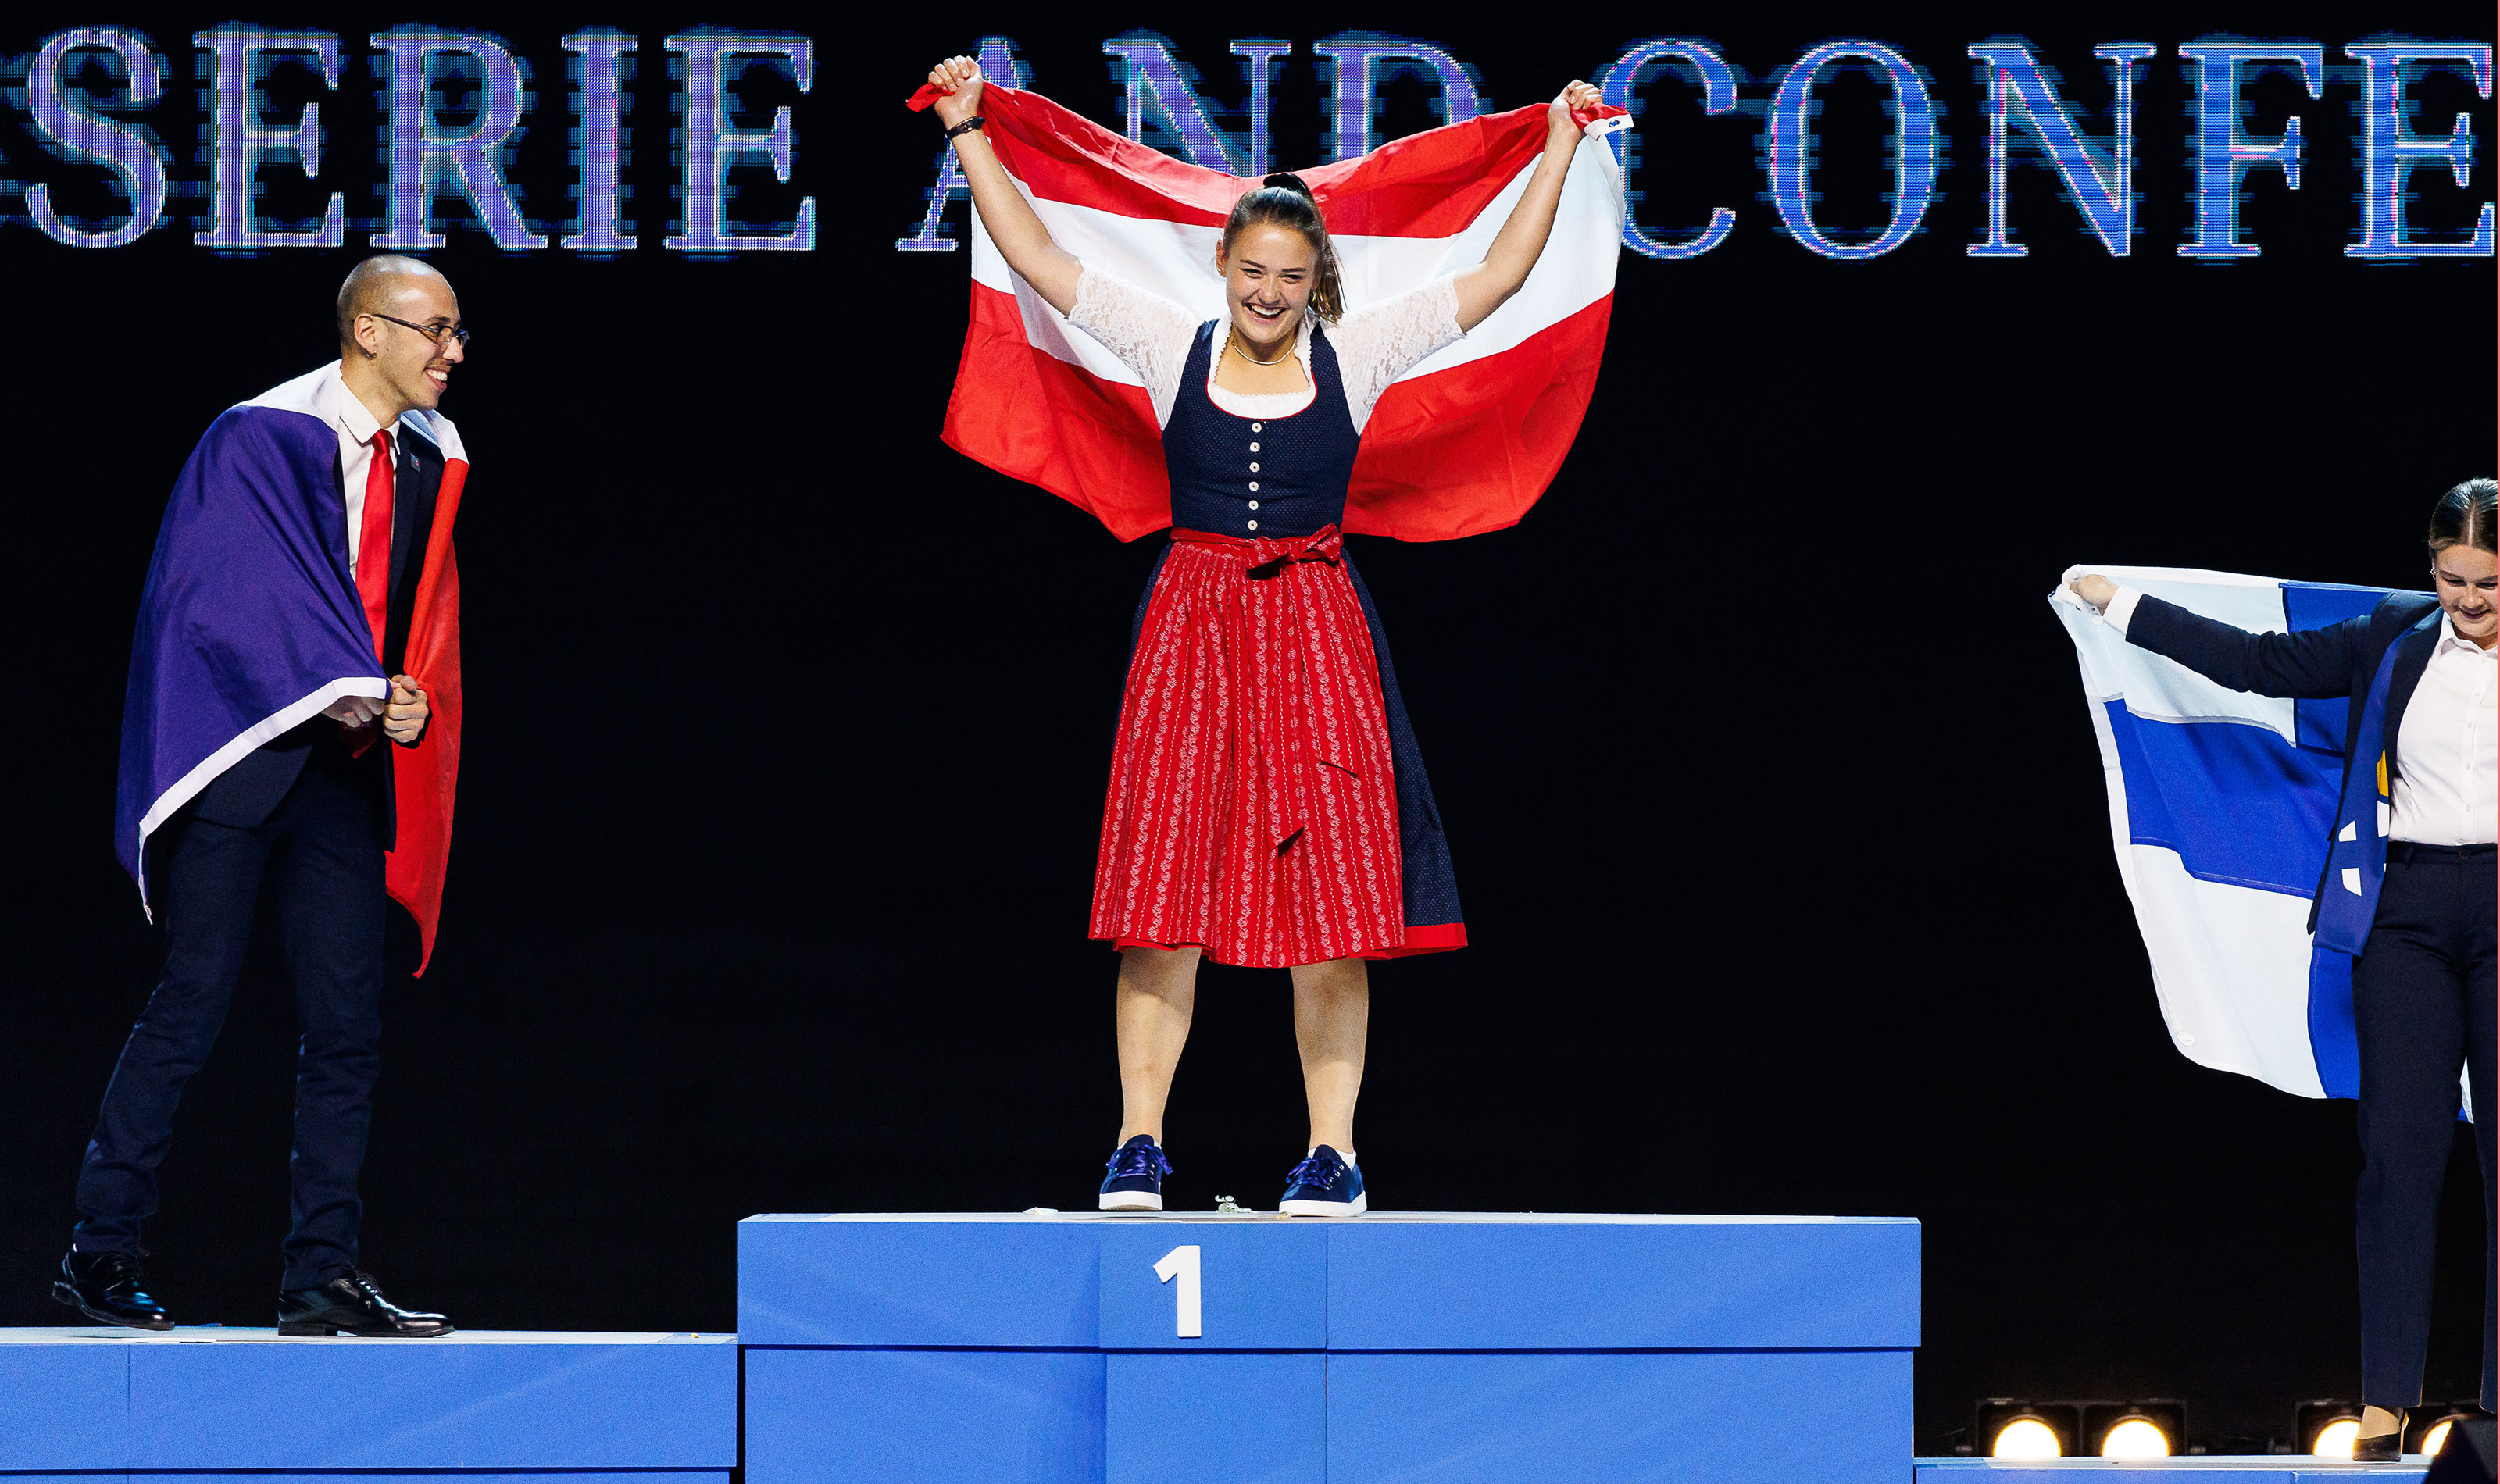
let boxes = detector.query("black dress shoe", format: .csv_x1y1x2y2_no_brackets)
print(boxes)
2352,1413,2406,1464
276,1272,452,1337
52,1249,174,1330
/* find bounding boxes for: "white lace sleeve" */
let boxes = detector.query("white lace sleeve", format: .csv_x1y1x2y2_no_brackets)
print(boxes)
1066,262,1203,428
1329,276,1465,432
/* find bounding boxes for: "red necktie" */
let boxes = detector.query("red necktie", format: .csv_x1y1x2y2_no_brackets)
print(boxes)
357,428,394,662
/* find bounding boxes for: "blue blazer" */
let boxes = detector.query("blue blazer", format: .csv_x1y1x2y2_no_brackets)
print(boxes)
2127,590,2443,933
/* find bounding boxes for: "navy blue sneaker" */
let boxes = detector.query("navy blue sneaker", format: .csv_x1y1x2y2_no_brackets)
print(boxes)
1098,1135,1172,1211
1280,1145,1366,1217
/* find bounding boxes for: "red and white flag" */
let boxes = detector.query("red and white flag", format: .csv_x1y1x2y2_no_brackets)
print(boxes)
932,87,1627,543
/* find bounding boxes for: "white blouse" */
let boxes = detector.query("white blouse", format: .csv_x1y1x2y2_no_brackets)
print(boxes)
1066,260,1464,434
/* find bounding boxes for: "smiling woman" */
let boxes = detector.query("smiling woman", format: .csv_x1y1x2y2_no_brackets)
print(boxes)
920,52,1612,1219
2066,476,2500,1460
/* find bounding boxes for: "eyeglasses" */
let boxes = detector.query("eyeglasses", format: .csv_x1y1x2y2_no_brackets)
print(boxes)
366,312,470,350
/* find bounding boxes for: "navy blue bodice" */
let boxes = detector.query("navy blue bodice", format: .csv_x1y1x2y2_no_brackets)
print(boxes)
1163,320,1358,538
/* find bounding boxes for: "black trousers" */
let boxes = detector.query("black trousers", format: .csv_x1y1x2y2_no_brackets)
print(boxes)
72,744,387,1290
2352,847,2498,1411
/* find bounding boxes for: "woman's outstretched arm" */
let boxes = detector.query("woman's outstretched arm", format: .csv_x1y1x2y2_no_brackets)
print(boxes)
927,56,1084,315
1451,81,1603,333
2069,570,2361,697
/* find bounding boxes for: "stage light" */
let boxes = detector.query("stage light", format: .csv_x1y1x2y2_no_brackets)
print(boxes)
2412,1407,2480,1455
1993,1418,2062,1459
2101,1418,2170,1457
2085,1400,2186,1459
2298,1400,2367,1458
2298,1400,2365,1458
1976,1400,2079,1460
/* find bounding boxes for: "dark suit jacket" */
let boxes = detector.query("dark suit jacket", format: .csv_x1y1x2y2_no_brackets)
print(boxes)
188,424,442,840
2127,590,2444,926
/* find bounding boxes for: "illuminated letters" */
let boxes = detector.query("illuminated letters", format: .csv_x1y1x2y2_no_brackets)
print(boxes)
194,30,344,249
2345,42,2494,259
1104,34,1236,173
1601,38,1739,260
1967,41,2154,257
562,32,638,251
372,30,543,250
2177,41,2323,259
1769,41,1939,259
1233,41,1292,177
895,36,1028,254
25,28,168,248
1313,37,1481,161
666,31,813,251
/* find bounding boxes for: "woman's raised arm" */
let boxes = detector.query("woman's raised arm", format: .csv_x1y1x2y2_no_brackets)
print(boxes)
927,57,1084,315
1451,81,1603,333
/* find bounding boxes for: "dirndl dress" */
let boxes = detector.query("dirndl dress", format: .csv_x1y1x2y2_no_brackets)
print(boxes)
1088,319,1465,967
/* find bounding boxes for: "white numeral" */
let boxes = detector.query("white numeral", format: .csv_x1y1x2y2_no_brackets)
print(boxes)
1153,1243,1202,1338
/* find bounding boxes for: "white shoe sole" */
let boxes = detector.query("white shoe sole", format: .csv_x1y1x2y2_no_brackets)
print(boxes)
1099,1191,1164,1211
1279,1193,1367,1217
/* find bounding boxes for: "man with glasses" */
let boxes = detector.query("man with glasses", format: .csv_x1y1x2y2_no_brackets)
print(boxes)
57,255,473,1336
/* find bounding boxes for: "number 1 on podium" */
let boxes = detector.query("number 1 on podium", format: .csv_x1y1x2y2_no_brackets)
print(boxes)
1154,1243,1202,1337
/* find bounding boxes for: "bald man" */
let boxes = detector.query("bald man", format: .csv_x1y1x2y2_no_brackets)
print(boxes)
58,255,470,1336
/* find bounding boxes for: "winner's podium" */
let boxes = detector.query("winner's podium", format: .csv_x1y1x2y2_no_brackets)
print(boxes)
741,1211,1918,1483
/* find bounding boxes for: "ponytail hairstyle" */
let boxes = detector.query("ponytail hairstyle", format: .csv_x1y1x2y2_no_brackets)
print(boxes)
1221,172,1345,324
2427,477,2498,555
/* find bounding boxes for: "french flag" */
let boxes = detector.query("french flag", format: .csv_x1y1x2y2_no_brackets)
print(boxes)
934,85,1628,543
2051,567,2446,1105
116,366,466,971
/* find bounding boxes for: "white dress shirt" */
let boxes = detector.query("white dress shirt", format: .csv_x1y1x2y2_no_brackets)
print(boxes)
2390,612,2498,845
2099,585,2496,844
314,365,402,582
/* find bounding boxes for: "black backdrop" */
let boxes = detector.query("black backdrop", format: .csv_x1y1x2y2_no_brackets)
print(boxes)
2,0,2492,1452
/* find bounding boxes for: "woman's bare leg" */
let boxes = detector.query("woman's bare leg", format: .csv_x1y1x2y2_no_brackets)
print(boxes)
1290,956,1369,1153
1116,946,1200,1146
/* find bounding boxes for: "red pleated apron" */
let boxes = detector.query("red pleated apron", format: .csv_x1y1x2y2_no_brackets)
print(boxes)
1090,524,1407,967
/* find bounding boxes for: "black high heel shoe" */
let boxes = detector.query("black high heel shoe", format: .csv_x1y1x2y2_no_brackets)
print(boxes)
2350,1411,2405,1464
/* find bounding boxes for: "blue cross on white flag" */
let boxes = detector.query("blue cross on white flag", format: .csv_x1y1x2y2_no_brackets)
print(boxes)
2051,565,2400,1102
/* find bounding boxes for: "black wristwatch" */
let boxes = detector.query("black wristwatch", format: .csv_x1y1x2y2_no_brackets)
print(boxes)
945,115,985,141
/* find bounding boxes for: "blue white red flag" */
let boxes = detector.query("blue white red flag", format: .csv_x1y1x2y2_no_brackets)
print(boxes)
116,364,466,969
2050,566,2416,1101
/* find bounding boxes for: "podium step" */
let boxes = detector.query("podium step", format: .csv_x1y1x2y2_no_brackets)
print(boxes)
744,1210,1919,1484
0,1326,735,1479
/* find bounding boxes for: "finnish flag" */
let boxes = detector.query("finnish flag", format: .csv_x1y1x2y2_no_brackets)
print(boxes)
2051,565,2397,1102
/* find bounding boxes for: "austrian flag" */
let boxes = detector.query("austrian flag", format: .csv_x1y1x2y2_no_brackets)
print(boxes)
935,85,1630,541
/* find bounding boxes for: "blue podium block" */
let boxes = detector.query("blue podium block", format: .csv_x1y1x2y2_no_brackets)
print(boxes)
743,1212,1917,1484
1098,1222,1328,1350
0,1328,734,1480
1333,1350,1912,1482
746,1348,1105,1482
1109,1353,1327,1482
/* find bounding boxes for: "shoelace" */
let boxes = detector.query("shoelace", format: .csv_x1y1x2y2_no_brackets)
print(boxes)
1105,1140,1173,1181
1284,1150,1345,1190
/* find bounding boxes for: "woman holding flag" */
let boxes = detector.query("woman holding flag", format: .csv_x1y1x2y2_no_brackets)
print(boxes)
920,55,1613,1216
2069,479,2498,1460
